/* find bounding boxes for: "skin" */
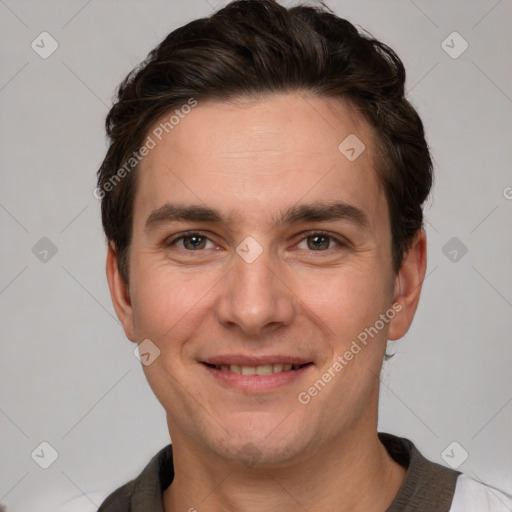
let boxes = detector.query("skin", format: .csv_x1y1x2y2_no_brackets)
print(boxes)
107,92,427,512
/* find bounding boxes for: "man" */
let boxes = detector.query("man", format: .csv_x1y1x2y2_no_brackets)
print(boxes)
96,1,512,510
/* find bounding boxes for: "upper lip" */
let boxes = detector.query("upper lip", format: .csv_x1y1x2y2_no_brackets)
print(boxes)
202,355,311,366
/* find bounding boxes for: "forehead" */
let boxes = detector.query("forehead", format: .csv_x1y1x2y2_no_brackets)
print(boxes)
134,92,387,232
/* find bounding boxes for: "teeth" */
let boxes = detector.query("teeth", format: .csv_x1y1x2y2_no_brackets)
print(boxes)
256,364,273,375
214,363,302,374
272,364,284,373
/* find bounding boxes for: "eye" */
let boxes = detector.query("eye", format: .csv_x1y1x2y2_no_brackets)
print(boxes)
296,232,345,251
166,232,217,251
164,230,346,253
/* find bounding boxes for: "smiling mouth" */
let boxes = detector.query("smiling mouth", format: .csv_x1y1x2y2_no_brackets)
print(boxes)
202,362,312,375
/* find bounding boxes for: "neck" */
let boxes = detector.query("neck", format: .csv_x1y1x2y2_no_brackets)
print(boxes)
163,419,406,512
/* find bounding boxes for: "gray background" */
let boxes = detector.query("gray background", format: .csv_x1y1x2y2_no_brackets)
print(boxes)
1,0,511,510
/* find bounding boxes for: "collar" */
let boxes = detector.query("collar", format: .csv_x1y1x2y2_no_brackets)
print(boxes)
98,432,460,511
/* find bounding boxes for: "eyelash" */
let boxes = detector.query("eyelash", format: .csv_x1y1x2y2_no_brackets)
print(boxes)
164,230,348,252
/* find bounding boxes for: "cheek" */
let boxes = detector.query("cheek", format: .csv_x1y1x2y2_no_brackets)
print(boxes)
301,263,391,343
130,262,219,341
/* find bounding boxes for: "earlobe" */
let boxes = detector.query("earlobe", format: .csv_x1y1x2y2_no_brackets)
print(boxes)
105,242,136,342
388,229,427,341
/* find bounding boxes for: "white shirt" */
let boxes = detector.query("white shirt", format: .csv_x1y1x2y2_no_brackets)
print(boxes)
450,474,512,511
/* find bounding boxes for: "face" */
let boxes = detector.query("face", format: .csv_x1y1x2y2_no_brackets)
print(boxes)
107,92,425,466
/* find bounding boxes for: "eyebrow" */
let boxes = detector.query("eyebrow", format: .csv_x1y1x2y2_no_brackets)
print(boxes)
144,200,370,232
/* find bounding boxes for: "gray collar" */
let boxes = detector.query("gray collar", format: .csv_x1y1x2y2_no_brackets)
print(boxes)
98,432,460,511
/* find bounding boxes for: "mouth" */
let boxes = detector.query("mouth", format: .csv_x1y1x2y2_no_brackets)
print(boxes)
202,362,311,375
200,358,314,393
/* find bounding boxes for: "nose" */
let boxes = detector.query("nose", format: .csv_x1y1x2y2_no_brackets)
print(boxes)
215,246,296,337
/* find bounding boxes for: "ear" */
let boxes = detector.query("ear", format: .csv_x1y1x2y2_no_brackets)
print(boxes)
106,242,136,342
388,229,427,341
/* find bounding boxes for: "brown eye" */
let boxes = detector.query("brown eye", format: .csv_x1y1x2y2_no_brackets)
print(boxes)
164,231,218,252
182,235,208,250
295,231,347,253
306,234,332,250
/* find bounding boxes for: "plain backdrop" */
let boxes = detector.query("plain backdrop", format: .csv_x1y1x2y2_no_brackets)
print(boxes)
1,0,511,510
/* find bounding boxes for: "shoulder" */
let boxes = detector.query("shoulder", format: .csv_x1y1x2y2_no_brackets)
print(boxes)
450,474,512,512
97,444,174,512
97,479,135,512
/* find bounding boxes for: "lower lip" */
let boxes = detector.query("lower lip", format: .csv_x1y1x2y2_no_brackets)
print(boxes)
201,363,313,393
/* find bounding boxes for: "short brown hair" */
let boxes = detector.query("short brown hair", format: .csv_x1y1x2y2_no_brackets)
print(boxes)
97,0,433,284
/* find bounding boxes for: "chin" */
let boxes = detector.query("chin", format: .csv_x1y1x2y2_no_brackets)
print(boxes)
205,415,313,468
